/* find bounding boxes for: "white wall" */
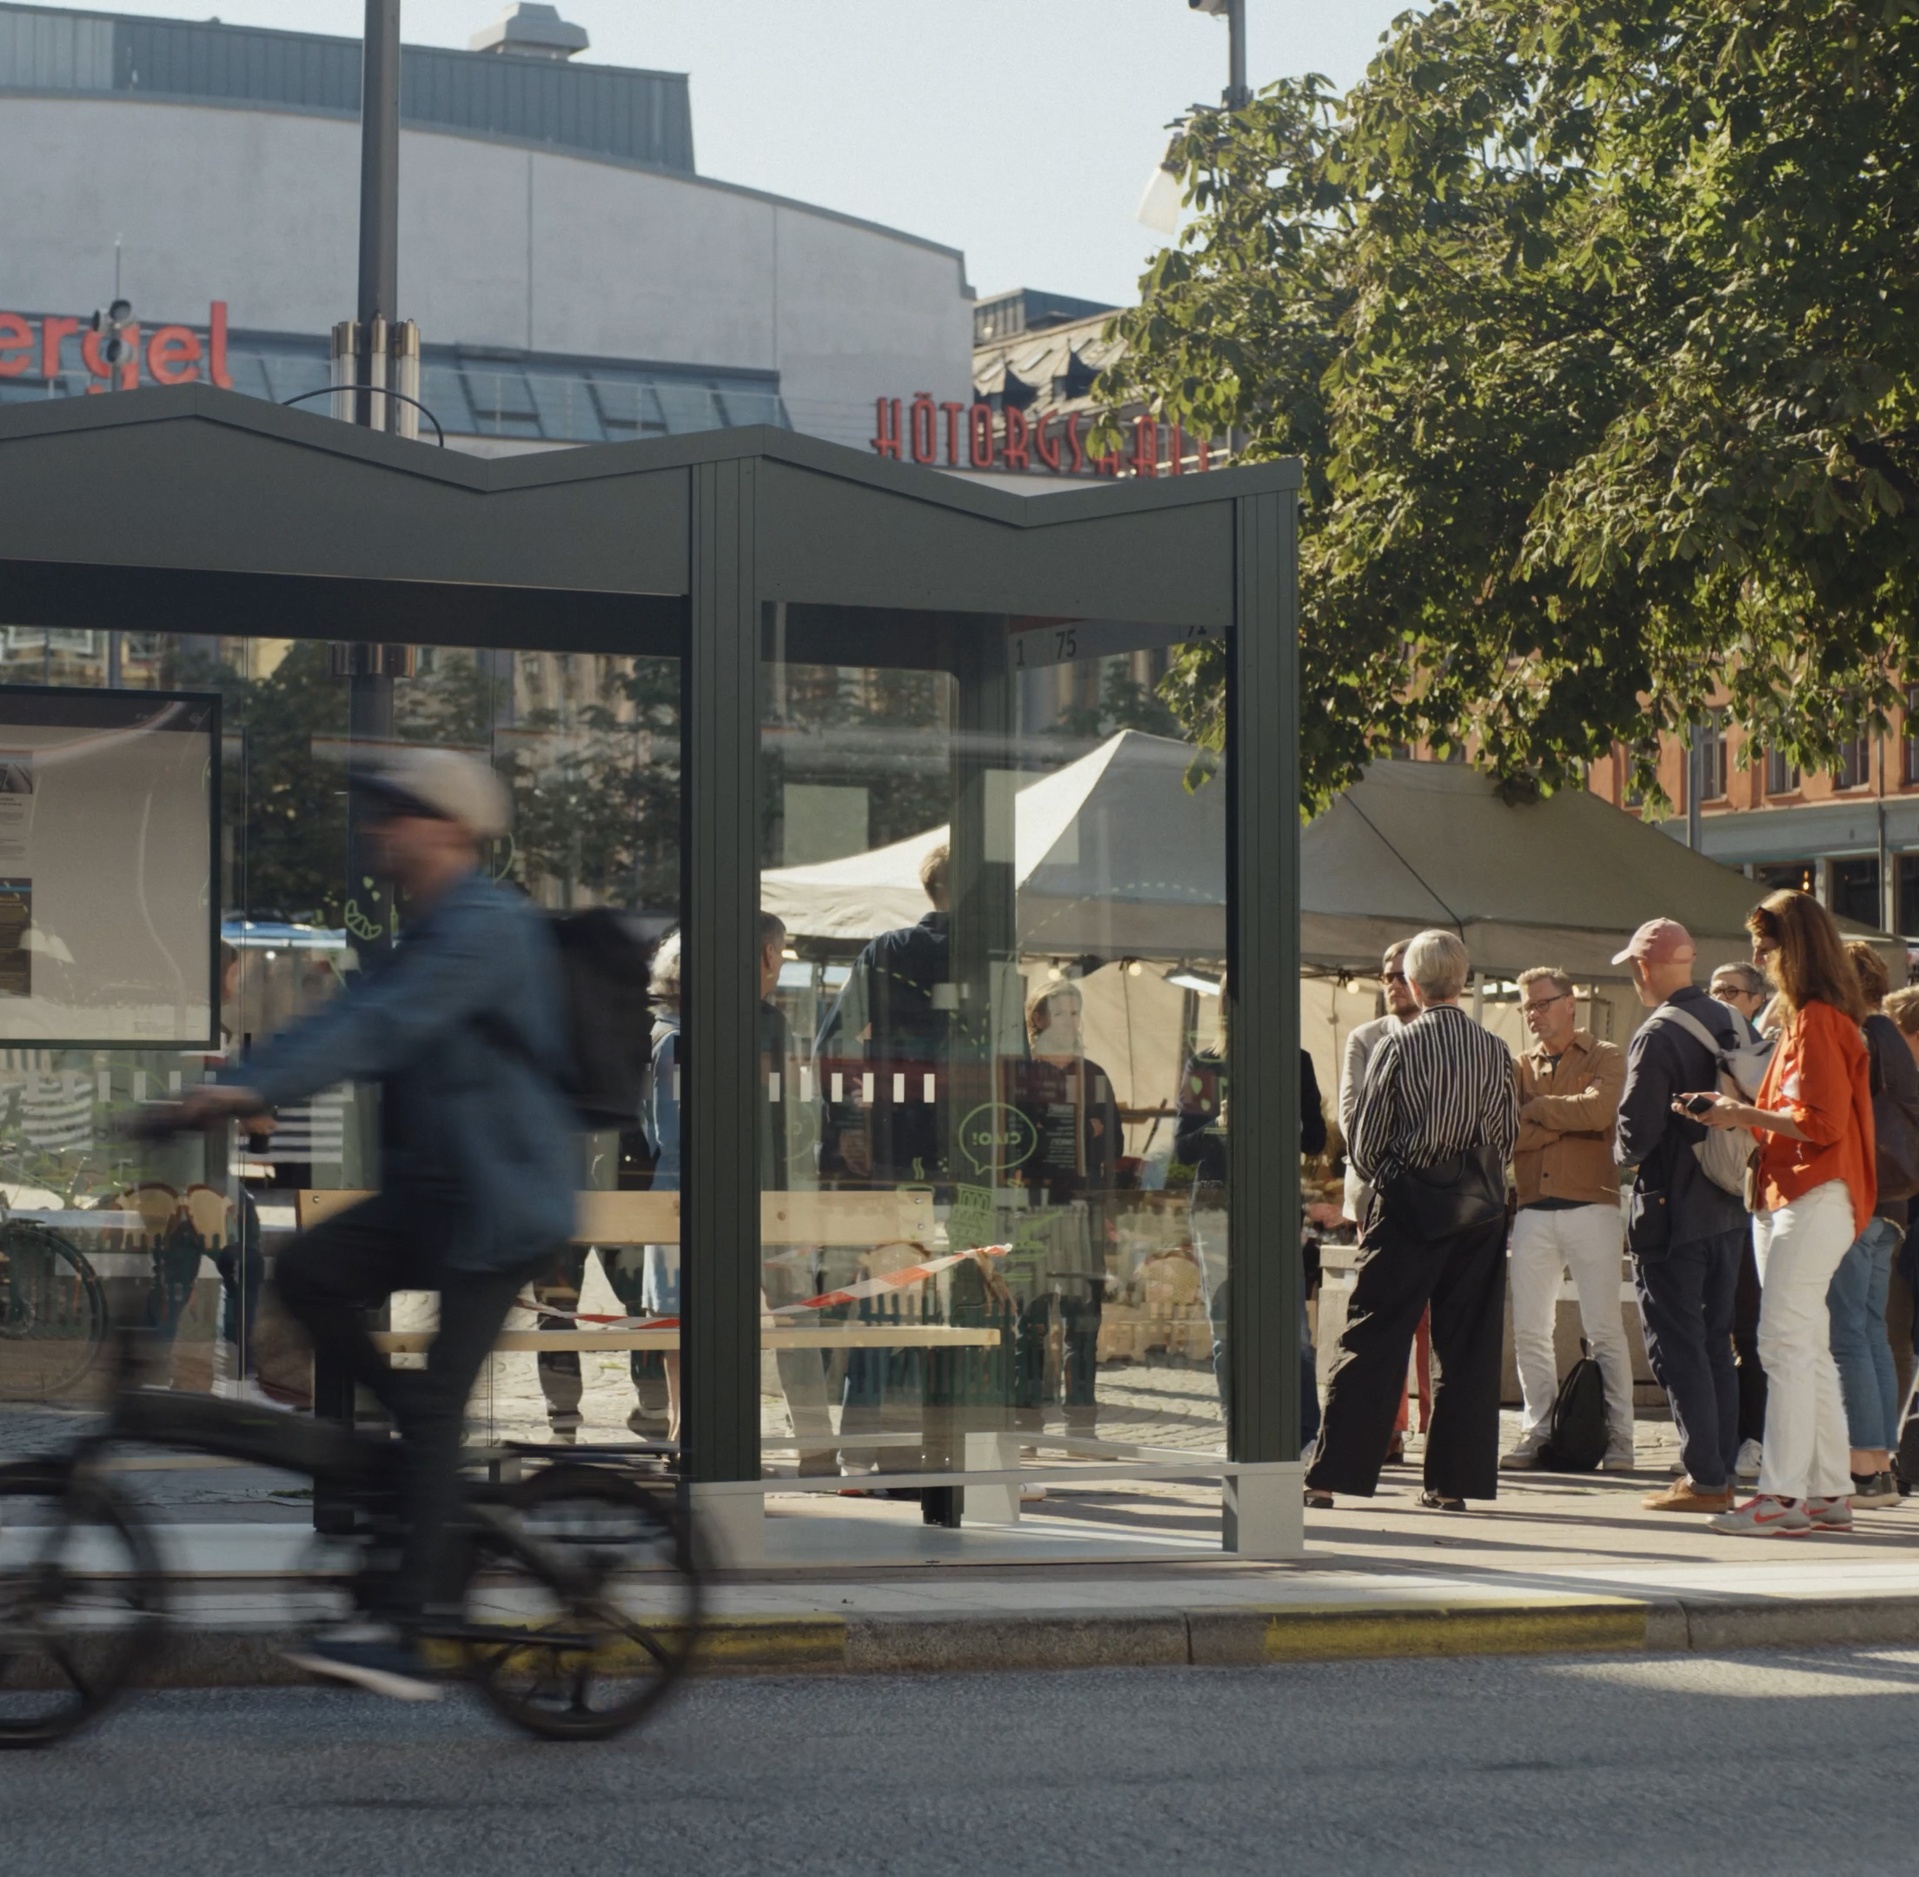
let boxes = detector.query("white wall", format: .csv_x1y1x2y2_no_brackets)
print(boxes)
0,96,973,445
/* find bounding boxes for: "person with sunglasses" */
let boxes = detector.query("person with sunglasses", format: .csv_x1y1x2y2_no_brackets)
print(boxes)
1684,891,1875,1536
1338,940,1419,1228
166,749,576,1696
1709,962,1770,1040
1707,958,1777,1481
1502,967,1634,1472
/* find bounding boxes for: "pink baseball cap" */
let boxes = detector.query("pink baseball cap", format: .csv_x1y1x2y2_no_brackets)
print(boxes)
1612,918,1696,967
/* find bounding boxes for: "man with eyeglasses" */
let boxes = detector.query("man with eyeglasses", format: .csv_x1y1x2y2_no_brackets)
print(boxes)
1709,958,1776,1478
1339,940,1419,1226
1709,962,1770,1041
1501,966,1635,1471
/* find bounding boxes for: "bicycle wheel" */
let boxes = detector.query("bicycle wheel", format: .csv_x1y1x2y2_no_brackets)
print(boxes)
0,1224,110,1403
0,1462,164,1747
456,1461,702,1743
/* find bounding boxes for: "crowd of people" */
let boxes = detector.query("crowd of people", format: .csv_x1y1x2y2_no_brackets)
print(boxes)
1304,892,1919,1537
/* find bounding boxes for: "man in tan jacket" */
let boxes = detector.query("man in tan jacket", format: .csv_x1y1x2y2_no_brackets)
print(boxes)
1501,966,1635,1471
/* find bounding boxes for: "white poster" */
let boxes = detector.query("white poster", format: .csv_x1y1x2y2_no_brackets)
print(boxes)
0,689,217,1046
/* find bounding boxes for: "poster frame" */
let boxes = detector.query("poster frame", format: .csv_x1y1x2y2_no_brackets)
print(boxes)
0,680,222,1052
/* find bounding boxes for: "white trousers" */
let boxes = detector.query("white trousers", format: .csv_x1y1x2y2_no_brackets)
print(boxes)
1753,1180,1856,1502
1509,1203,1634,1446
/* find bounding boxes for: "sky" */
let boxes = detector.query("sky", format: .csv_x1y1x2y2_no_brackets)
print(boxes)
100,1,1418,306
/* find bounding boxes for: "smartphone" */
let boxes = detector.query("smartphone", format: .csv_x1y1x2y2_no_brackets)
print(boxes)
1681,1093,1718,1116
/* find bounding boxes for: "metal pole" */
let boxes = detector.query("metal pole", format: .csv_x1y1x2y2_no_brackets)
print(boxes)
1225,0,1250,110
356,0,401,426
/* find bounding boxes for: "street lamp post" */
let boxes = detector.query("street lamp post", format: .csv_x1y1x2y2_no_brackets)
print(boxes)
1190,0,1251,111
354,0,401,430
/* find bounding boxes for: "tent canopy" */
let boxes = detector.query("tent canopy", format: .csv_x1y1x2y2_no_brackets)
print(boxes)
1302,760,1892,977
764,730,1225,959
764,738,1888,979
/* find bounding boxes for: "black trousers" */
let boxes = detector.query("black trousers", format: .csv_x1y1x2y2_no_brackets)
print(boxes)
1634,1227,1744,1493
1306,1207,1507,1501
274,1192,548,1619
1733,1234,1767,1446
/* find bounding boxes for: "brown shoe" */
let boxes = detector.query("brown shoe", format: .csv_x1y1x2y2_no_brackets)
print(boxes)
1642,1479,1733,1513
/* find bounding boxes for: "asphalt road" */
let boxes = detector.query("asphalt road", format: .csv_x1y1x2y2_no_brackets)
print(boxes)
5,1647,1917,1875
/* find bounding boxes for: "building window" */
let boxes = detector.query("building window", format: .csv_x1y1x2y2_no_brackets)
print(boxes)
1904,689,1919,786
1765,749,1801,796
1753,860,1817,898
1900,855,1919,937
1694,713,1727,800
1833,731,1872,791
1830,857,1881,925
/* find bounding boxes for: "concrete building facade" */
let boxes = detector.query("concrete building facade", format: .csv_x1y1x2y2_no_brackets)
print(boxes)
0,2,973,452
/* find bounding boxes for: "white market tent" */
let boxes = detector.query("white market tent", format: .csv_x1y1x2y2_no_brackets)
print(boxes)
765,729,1225,959
764,733,1844,979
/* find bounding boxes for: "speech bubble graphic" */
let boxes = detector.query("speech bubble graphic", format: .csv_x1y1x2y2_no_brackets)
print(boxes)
958,1101,1038,1179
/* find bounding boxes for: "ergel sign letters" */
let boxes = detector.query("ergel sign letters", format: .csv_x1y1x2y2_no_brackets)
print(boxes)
0,303,235,393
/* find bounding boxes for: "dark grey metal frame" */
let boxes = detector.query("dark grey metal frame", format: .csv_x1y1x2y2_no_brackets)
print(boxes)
0,386,1302,1507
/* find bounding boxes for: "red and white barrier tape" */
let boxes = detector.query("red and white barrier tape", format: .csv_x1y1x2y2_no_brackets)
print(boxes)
516,1242,1012,1333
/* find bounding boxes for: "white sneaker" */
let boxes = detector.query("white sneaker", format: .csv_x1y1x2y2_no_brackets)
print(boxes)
216,1376,287,1410
1498,1442,1543,1471
1600,1446,1636,1474
1735,1439,1763,1482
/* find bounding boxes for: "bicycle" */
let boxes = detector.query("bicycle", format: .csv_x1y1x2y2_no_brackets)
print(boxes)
0,1218,110,1403
0,1336,704,1746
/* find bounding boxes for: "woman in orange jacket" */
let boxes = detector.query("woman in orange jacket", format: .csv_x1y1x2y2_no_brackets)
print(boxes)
1685,890,1874,1537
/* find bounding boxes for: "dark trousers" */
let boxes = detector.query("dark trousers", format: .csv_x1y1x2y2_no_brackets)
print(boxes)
1306,1208,1507,1501
1733,1235,1767,1446
1208,1279,1322,1451
1634,1227,1744,1492
1014,1289,1102,1427
274,1193,546,1619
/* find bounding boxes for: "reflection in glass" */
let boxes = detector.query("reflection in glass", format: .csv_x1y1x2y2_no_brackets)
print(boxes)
760,605,1228,1508
0,631,680,1446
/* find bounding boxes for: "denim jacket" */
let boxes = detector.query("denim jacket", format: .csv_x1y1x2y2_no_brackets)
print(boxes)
237,871,575,1272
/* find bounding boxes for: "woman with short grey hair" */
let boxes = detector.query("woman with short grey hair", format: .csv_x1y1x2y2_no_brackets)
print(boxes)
1306,927,1519,1511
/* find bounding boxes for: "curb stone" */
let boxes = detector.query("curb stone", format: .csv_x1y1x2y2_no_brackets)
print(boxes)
845,1611,1190,1674
128,1594,1919,1688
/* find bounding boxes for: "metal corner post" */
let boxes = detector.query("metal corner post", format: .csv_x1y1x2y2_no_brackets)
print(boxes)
683,459,764,1556
1223,488,1301,1551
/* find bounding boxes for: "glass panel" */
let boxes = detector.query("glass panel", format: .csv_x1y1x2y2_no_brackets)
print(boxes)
759,604,1230,1523
0,628,682,1484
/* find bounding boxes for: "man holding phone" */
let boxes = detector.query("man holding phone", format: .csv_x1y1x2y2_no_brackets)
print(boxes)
1613,919,1751,1513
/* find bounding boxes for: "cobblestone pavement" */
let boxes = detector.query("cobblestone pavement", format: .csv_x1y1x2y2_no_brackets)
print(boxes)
0,1247,1691,1521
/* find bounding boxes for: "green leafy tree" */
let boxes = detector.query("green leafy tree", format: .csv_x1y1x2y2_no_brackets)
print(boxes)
1101,0,1919,809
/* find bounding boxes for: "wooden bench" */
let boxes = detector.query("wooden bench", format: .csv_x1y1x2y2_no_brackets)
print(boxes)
295,1189,997,1356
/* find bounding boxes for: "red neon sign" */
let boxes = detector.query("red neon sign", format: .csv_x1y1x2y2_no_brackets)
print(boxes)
0,302,234,394
872,393,1212,479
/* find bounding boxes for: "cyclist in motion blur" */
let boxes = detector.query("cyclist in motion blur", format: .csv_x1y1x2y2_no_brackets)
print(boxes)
167,749,575,1701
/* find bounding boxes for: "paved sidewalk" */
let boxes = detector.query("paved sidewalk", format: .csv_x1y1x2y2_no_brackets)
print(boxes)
90,1464,1919,1683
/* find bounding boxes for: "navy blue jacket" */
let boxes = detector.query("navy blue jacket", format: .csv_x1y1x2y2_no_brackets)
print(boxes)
1614,985,1749,1250
239,871,576,1272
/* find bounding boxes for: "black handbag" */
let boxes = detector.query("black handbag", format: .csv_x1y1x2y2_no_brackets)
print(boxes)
1380,1144,1506,1238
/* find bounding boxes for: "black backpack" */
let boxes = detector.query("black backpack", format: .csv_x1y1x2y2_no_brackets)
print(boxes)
544,908,653,1130
1537,1340,1609,1473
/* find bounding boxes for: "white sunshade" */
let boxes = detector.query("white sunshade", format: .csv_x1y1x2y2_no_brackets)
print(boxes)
763,737,1891,977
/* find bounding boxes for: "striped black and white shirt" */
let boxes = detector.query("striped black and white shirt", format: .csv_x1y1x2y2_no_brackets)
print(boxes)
1350,1003,1519,1185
